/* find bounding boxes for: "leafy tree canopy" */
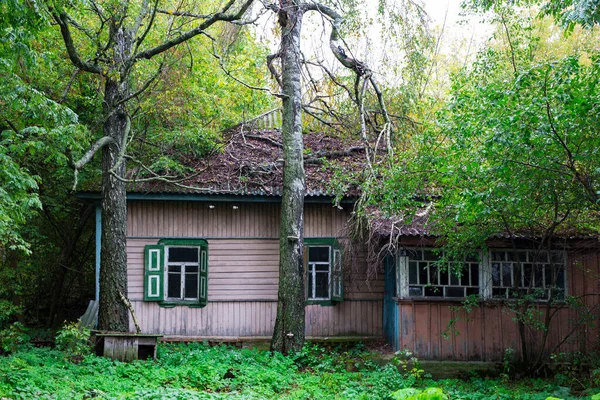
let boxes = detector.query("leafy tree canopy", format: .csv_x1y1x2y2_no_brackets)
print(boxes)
367,12,600,256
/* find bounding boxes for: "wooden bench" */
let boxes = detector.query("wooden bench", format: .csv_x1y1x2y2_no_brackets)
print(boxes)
95,333,163,362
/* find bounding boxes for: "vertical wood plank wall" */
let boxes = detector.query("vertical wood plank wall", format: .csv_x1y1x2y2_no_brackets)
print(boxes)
394,250,600,361
126,201,383,338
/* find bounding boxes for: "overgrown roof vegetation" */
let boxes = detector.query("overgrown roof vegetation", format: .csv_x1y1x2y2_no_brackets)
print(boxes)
87,126,368,198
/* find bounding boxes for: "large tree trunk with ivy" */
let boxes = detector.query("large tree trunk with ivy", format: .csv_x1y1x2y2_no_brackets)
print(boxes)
271,0,306,354
98,78,130,331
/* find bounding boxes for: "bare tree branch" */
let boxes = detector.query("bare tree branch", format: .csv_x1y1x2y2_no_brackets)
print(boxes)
59,68,80,103
68,136,115,171
67,136,115,191
267,52,283,88
133,0,254,62
50,11,103,74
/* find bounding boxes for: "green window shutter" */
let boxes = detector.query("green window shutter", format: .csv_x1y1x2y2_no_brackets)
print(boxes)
144,244,164,301
198,245,208,306
332,248,344,302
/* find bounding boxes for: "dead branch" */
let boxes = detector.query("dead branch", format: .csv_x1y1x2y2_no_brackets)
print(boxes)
118,291,141,334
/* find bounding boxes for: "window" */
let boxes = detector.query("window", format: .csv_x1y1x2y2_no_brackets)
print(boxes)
490,250,566,300
397,247,567,301
166,247,201,301
400,249,479,299
304,239,343,303
144,240,208,307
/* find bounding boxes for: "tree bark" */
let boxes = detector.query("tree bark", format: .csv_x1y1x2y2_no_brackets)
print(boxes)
271,0,306,354
97,75,130,331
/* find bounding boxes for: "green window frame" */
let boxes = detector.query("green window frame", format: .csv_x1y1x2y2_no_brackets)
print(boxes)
144,239,208,308
304,238,344,305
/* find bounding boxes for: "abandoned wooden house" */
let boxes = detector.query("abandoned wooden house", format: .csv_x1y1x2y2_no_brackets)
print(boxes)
80,123,600,362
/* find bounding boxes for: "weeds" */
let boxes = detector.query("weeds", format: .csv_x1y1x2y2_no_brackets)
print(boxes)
0,343,597,399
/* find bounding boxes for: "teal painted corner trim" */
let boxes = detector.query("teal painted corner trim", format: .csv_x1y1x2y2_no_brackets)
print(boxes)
95,206,101,303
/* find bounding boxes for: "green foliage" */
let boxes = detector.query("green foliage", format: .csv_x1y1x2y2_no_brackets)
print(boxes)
391,387,448,400
54,321,91,357
391,349,427,382
0,344,582,399
0,322,30,354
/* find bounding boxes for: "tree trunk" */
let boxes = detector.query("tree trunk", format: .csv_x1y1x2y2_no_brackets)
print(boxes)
271,0,306,354
97,77,130,332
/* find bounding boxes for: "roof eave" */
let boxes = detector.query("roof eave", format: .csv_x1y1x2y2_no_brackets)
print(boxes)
75,191,358,204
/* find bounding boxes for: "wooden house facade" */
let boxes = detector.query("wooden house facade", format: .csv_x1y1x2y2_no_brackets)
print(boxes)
86,127,599,361
123,198,383,339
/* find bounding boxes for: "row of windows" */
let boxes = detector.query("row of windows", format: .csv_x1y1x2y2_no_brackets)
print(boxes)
397,248,567,301
144,239,343,306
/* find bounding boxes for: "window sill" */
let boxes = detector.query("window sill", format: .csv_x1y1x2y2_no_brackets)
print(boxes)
393,297,566,305
159,301,207,308
394,297,469,304
306,299,339,306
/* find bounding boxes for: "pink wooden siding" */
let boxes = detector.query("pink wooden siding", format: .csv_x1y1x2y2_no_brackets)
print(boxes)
129,300,382,337
127,201,349,238
395,250,600,361
126,201,384,338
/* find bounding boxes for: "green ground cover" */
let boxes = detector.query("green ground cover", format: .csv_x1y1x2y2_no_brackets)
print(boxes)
0,343,597,399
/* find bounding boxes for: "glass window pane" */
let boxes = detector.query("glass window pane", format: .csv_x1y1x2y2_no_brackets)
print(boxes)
446,287,464,297
309,247,329,262
502,263,512,287
439,266,449,285
409,262,418,284
466,287,479,296
524,263,533,287
185,272,198,298
545,266,553,287
551,252,564,263
470,264,479,286
493,288,506,298
534,266,544,287
169,265,181,273
492,251,504,262
531,252,548,263
186,266,199,273
168,273,181,298
430,264,439,285
315,264,329,272
408,249,422,261
169,247,198,263
315,272,329,298
409,286,422,296
424,286,443,297
556,268,565,289
424,250,437,261
450,268,460,286
419,262,428,284
308,273,314,299
492,263,501,286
